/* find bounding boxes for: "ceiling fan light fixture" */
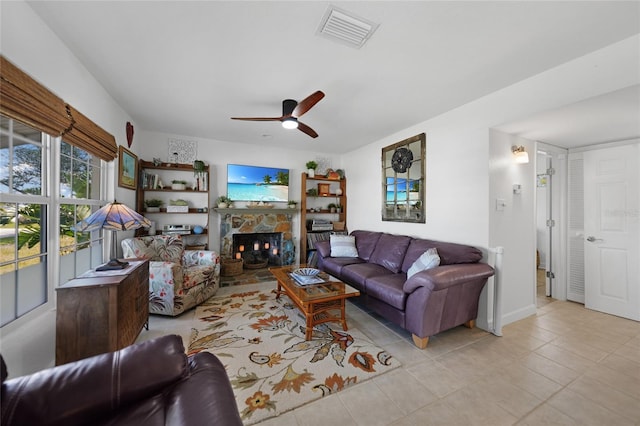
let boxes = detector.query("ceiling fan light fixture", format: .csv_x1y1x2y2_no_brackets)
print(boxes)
282,118,298,129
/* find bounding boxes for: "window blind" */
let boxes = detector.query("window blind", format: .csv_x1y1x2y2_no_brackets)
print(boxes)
0,55,117,161
0,55,71,137
64,105,117,162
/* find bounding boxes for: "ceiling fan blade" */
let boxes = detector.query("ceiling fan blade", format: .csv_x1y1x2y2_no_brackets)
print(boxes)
297,121,319,138
231,116,284,121
292,91,325,118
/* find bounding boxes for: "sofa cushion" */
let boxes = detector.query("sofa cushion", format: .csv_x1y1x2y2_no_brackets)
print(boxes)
350,230,382,261
407,248,440,278
365,274,408,310
369,233,412,273
330,234,359,257
320,256,365,277
341,263,393,291
401,238,482,271
122,235,184,263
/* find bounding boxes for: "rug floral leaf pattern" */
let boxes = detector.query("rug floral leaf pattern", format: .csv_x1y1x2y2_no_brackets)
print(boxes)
188,284,400,424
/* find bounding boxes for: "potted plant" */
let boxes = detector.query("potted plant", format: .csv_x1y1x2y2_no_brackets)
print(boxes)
144,199,163,212
305,160,318,178
327,203,336,213
217,195,232,208
171,179,187,190
306,188,318,197
287,200,298,209
336,203,343,213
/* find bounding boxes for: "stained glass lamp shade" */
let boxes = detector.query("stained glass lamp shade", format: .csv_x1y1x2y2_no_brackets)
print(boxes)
73,201,151,269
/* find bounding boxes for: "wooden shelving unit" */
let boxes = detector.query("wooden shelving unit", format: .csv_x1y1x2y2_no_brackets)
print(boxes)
299,172,347,264
135,160,210,246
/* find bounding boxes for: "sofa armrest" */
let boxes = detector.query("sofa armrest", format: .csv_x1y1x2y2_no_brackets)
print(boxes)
150,260,184,291
403,263,495,294
1,335,188,426
315,240,331,258
183,250,220,267
165,352,243,425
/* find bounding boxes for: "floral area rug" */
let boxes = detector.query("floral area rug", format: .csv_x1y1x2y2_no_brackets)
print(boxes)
188,282,400,425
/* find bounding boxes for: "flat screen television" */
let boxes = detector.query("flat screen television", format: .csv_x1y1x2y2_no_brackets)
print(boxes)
227,164,289,202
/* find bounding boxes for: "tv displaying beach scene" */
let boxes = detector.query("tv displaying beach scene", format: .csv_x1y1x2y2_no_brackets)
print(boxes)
227,164,289,202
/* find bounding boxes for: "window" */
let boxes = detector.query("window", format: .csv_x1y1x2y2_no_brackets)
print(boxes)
0,116,106,326
58,140,105,284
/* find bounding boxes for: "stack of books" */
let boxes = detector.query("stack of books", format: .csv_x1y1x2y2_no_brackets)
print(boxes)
308,219,333,231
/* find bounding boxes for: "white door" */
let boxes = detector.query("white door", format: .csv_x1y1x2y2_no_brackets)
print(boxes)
584,144,639,321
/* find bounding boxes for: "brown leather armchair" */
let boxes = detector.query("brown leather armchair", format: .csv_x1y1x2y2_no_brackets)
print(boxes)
1,335,242,426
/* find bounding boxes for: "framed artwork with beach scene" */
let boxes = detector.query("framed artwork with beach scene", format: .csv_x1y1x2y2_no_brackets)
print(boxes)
118,145,138,190
382,133,425,223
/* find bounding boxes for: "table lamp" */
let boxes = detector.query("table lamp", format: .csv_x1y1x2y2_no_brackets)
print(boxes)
73,200,151,271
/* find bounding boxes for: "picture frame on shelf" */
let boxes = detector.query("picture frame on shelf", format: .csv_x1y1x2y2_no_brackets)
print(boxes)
118,145,138,190
317,183,330,196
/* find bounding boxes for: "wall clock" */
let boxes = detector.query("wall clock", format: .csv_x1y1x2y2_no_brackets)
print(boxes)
391,147,413,173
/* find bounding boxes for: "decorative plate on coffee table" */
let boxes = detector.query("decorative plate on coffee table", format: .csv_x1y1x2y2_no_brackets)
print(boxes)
292,267,320,277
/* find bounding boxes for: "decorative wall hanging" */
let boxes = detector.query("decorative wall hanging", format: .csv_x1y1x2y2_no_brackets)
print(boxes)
381,133,425,223
126,122,134,147
118,145,138,190
167,138,197,163
314,157,332,176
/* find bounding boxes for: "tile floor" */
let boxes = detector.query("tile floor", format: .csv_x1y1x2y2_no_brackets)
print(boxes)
136,269,640,426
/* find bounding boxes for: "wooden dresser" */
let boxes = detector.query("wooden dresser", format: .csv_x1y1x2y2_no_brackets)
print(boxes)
55,260,149,365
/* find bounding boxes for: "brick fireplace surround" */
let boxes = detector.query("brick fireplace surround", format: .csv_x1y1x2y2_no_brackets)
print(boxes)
218,210,296,266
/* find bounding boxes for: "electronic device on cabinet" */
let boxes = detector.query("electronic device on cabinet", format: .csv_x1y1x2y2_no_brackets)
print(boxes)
163,224,192,235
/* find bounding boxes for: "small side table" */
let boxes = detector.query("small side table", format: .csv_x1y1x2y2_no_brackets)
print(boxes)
55,260,149,365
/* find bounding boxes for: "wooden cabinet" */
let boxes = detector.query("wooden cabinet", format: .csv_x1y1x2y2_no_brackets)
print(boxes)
300,173,347,264
135,160,210,246
55,260,149,365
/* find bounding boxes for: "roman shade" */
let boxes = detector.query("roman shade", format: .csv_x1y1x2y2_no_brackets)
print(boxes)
64,105,117,161
0,55,71,137
0,55,117,161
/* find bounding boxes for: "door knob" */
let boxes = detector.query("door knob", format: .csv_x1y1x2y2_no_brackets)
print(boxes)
586,236,602,242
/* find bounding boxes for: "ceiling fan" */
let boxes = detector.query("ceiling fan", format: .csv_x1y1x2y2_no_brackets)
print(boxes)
231,90,325,138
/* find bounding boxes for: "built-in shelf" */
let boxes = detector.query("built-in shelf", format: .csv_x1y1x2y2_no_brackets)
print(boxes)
213,208,297,214
136,160,210,240
300,173,347,263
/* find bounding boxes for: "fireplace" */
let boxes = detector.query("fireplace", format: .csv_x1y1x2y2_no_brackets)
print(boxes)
233,233,282,268
218,211,295,266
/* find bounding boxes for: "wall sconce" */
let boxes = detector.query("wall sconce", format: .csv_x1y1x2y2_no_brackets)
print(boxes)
511,145,529,164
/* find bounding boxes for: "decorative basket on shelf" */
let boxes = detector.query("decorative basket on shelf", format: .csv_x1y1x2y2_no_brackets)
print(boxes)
221,258,243,276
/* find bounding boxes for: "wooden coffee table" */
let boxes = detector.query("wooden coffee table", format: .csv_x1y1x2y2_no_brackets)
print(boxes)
269,265,360,340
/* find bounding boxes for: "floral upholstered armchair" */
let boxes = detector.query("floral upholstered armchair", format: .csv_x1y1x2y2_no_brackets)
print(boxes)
121,235,220,316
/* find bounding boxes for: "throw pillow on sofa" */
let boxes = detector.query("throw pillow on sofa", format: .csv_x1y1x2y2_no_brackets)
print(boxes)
330,235,359,257
407,248,440,278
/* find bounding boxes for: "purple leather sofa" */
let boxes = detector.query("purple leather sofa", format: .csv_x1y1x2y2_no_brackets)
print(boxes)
1,335,242,426
316,230,495,348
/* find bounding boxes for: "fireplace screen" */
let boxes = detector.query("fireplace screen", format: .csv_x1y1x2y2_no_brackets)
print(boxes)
233,233,283,268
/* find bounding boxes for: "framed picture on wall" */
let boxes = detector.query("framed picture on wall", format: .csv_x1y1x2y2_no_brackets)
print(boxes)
118,145,138,190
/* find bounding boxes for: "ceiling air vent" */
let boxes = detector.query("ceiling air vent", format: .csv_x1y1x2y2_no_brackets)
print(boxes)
316,5,379,49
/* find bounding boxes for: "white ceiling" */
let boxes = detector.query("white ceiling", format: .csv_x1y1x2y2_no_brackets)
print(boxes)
496,84,640,149
25,1,640,153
